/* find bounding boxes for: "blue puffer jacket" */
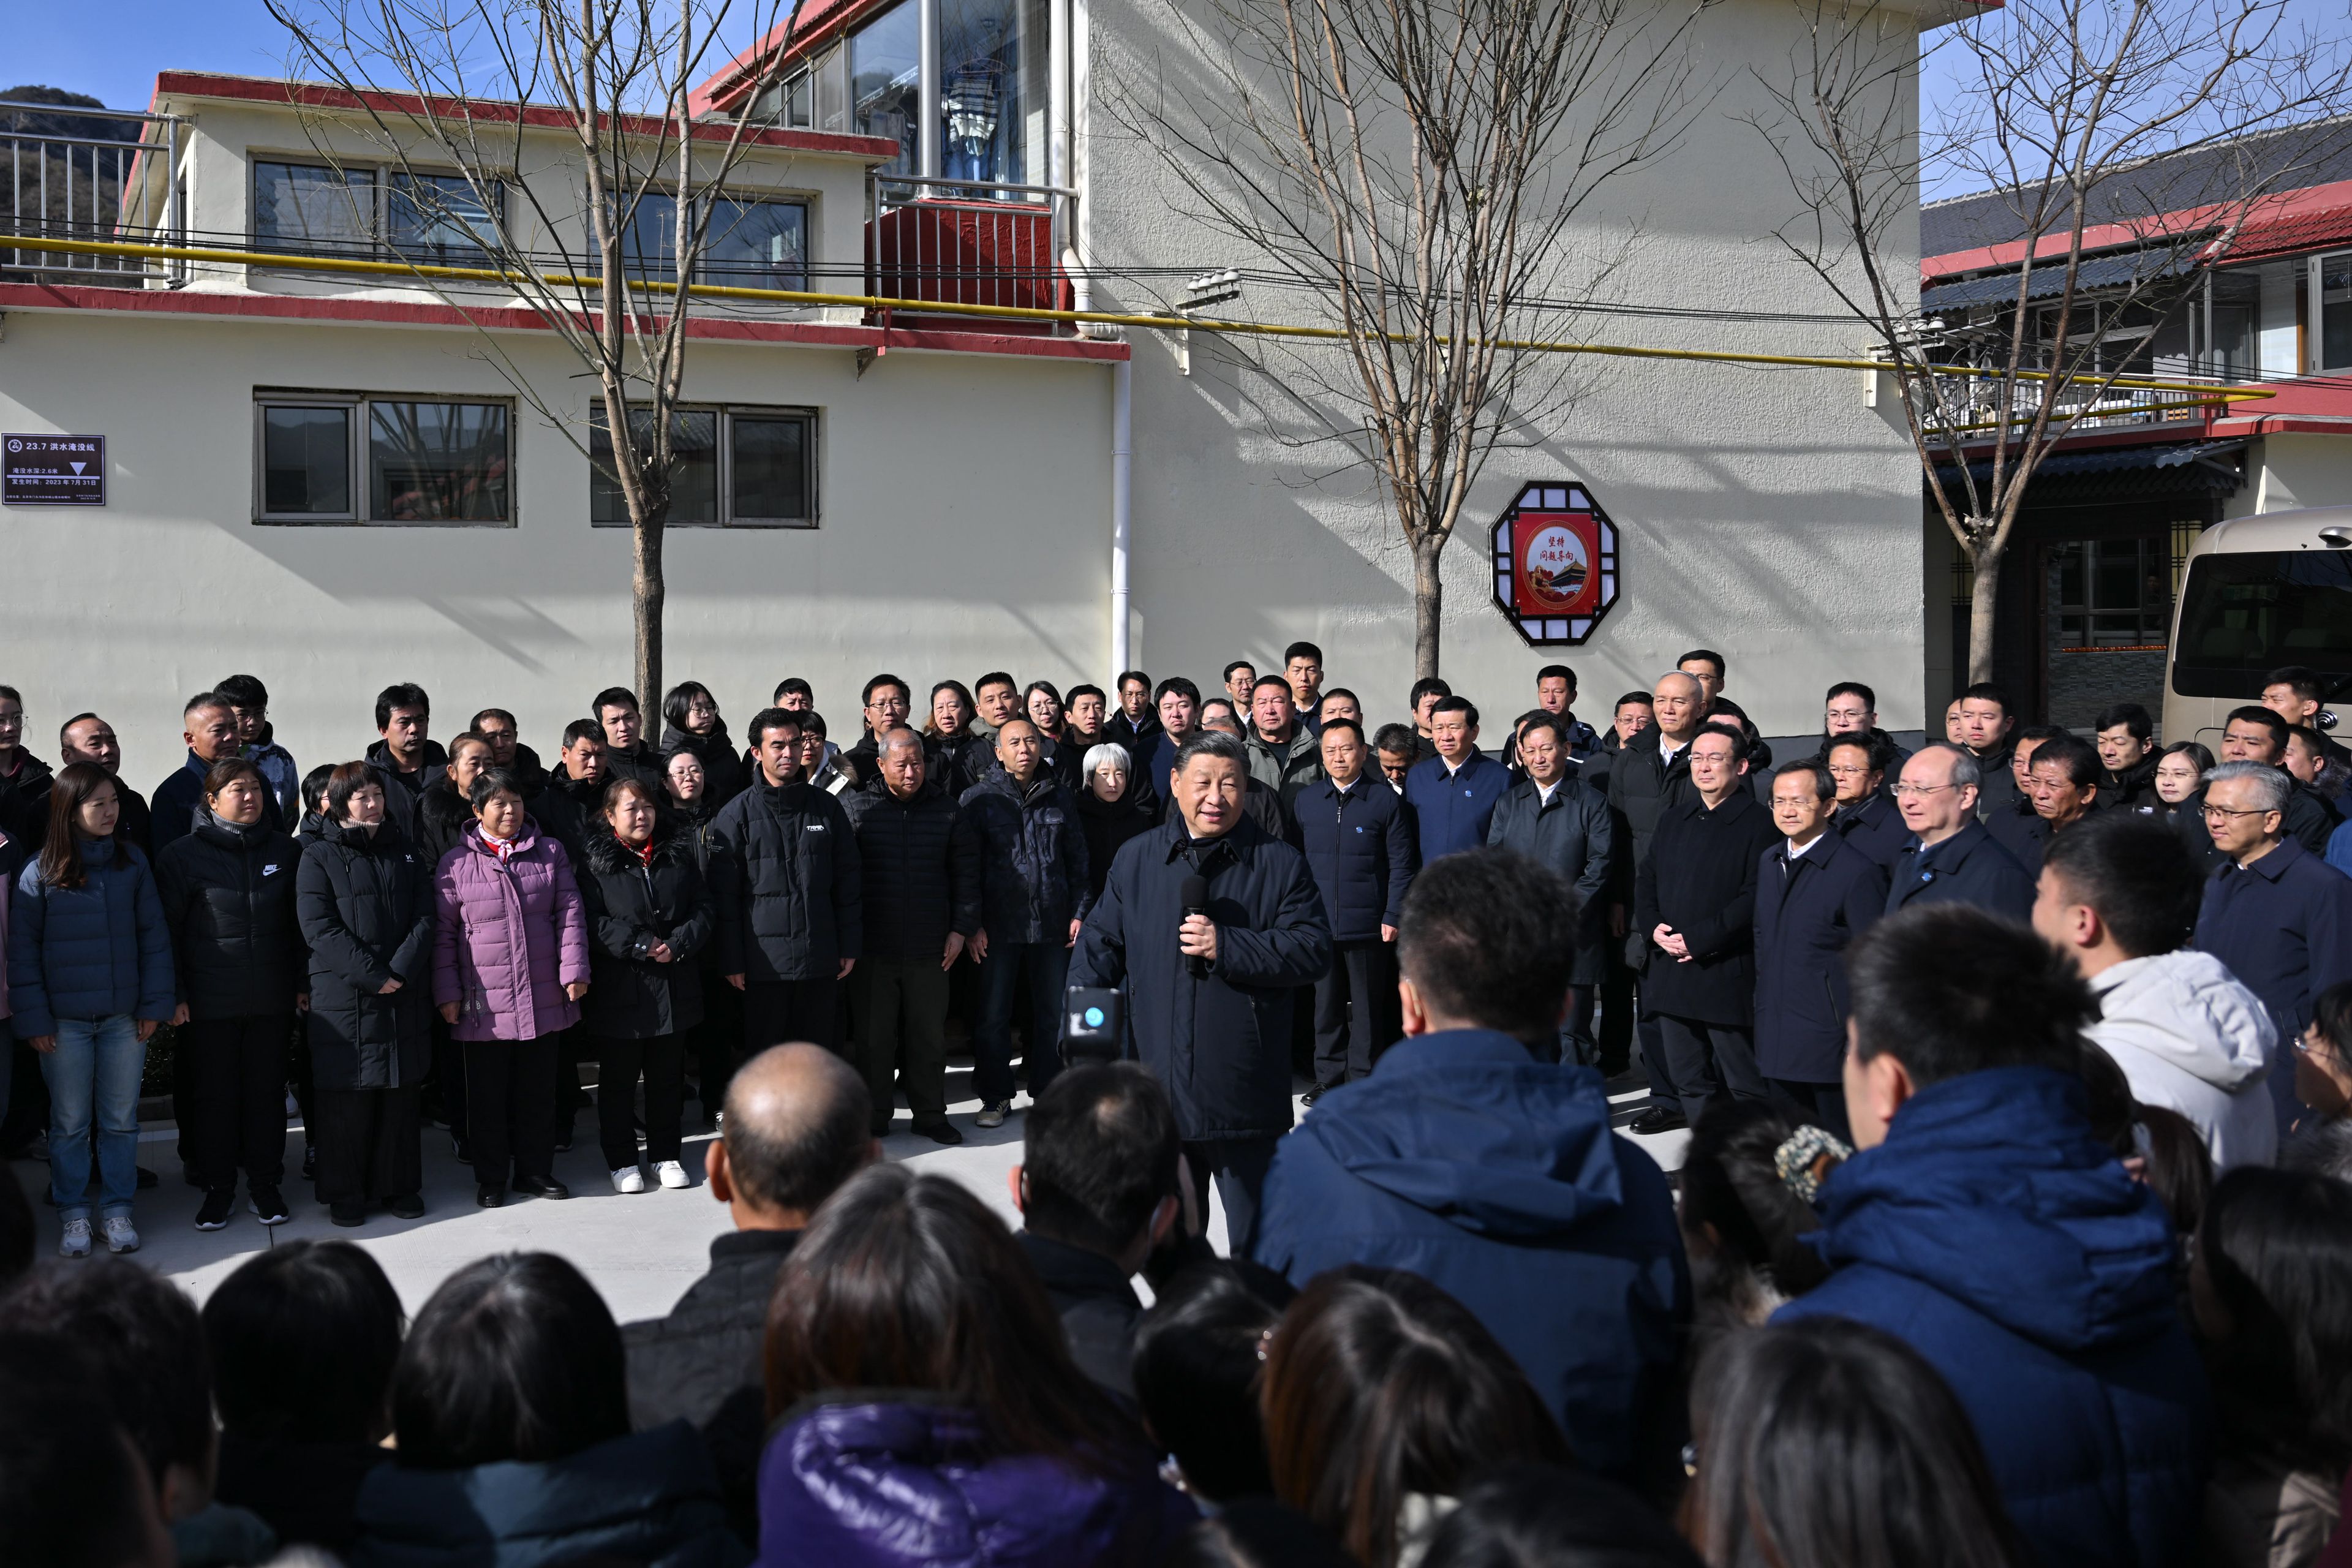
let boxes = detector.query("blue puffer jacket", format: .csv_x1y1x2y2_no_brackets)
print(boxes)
1292,774,1416,943
1254,1029,1689,1483
8,835,176,1037
1777,1066,2209,1568
755,1397,1194,1568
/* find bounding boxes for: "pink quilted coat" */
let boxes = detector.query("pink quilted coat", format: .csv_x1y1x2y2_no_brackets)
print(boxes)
432,823,590,1042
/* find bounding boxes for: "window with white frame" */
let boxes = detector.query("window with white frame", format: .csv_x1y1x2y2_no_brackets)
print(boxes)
2316,252,2352,372
589,404,816,527
252,160,505,263
604,191,809,290
254,392,513,525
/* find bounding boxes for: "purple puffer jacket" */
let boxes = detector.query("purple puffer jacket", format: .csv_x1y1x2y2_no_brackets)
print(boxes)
756,1398,1195,1568
432,823,590,1042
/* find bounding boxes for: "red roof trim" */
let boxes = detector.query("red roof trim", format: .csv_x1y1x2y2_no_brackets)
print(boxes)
691,0,889,116
1922,176,2352,283
149,70,902,161
0,279,1130,361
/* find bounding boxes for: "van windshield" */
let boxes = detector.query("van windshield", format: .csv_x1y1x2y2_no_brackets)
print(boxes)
2173,551,2352,696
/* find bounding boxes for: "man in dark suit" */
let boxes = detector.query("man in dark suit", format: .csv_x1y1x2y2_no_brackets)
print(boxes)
1887,745,2034,922
1754,762,1888,1140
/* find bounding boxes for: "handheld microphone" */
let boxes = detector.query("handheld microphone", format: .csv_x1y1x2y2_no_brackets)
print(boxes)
1180,874,1210,979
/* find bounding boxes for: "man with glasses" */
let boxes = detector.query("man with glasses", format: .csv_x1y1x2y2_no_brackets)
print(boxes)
1815,681,1909,783
2193,760,2352,1131
2218,705,2337,855
1826,733,1908,869
1885,744,2032,921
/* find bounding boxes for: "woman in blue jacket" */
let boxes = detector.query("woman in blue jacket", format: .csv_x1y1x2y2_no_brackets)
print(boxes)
6,761,175,1257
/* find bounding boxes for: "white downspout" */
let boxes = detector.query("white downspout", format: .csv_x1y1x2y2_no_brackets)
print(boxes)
1057,0,1126,677
918,0,941,185
1112,359,1133,678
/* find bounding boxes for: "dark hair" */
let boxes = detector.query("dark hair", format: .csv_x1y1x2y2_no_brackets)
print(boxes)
1155,676,1202,707
202,758,266,801
1687,1317,2022,1568
2267,665,2326,703
1847,905,2094,1085
763,1164,1148,1472
1023,680,1064,713
467,766,526,811
926,680,976,733
747,706,805,752
1067,682,1106,709
1422,1462,1705,1568
1133,1262,1295,1504
445,731,494,765
2160,739,2216,775
974,670,1017,696
0,684,17,707
2136,1102,2214,1240
1614,690,1653,710
1397,850,1577,1042
2028,731,2101,790
37,762,122,889
660,680,715,732
1117,669,1152,692
183,689,234,723
374,682,430,730
774,676,815,703
5,1257,214,1486
1409,676,1454,708
1373,723,1420,756
0,1169,29,1288
300,761,336,816
1223,659,1257,682
2095,701,2154,741
1284,641,1325,665
325,760,379,823
1825,731,1897,775
1691,721,1749,768
720,1046,873,1213
391,1252,628,1469
0,1333,163,1568
797,709,829,741
861,673,910,707
2013,723,2065,753
1174,729,1249,774
2040,812,2203,959
1321,686,1360,711
1537,663,1577,688
1020,1063,1180,1256
1264,1266,1572,1568
1678,648,1727,680
1679,1101,1831,1333
2200,1166,2352,1472
1431,694,1479,726
1959,681,2011,717
1166,1499,1357,1568
1517,710,1562,744
57,711,106,749
2290,723,2329,757
560,717,603,751
601,775,662,816
470,707,518,731
203,1241,404,1443
2312,979,2352,1054
2225,705,2291,754
1321,718,1366,745
590,685,639,721
1826,680,1875,709
1250,674,1295,702
1199,701,1238,729
214,673,270,710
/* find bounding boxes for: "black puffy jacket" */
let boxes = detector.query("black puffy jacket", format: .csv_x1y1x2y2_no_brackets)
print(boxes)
363,739,446,844
578,823,713,1039
0,750,54,850
924,731,996,801
1074,787,1157,903
960,765,1091,946
532,767,607,866
415,776,475,865
842,780,981,963
661,723,747,807
156,810,307,1020
707,778,862,982
296,819,434,1090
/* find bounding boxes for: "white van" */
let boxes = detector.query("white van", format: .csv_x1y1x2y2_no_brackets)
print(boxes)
2163,505,2352,748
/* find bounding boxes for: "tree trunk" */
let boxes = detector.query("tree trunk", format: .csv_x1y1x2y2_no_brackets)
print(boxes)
633,507,666,716
1412,536,1445,682
1965,527,2002,688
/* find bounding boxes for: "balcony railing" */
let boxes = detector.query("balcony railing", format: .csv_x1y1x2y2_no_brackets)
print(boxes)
1,100,184,286
864,173,1071,328
1923,358,2239,440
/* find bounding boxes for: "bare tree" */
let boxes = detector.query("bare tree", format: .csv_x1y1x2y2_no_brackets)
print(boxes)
1110,0,1709,679
1752,0,2352,685
263,0,805,709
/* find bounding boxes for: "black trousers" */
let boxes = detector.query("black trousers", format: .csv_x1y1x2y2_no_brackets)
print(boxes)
1313,940,1402,1088
692,971,744,1114
848,958,951,1127
744,976,840,1054
1185,1137,1278,1258
1770,1077,1853,1144
425,1014,467,1134
286,1015,316,1147
313,1087,421,1204
180,1015,291,1190
465,1036,558,1186
1657,1014,1767,1126
596,1032,684,1168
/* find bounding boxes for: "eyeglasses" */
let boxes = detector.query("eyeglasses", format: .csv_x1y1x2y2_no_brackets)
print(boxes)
2200,804,2275,821
1889,782,1957,797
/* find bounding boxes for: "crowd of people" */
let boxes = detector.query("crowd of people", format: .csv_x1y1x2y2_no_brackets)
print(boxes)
7,645,2352,1567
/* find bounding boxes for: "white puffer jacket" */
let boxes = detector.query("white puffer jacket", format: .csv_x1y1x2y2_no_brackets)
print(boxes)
2087,949,2277,1170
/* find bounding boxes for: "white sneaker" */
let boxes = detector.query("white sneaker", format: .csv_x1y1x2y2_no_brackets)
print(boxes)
102,1216,140,1254
655,1159,691,1189
59,1218,91,1257
611,1166,647,1194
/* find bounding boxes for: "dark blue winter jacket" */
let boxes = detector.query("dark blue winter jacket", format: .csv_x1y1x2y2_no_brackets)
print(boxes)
1254,1028,1689,1482
1777,1066,2209,1568
1403,752,1513,865
1831,790,1911,869
1886,819,2034,922
8,835,176,1037
1485,775,1615,984
960,765,1092,946
1292,774,1416,943
1751,835,1887,1083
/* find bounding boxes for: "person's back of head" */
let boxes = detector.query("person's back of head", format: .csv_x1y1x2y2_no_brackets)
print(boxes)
1019,1062,1180,1264
1420,1463,1703,1568
1262,1265,1572,1568
1396,849,1580,1047
4,1258,215,1515
1679,1102,1830,1332
717,1042,875,1223
1132,1261,1297,1504
1686,1317,2024,1568
2136,1103,2214,1242
300,763,336,819
203,1241,403,1445
1847,905,2093,1090
2196,1166,2352,1473
763,1163,1142,1473
1164,1498,1357,1568
0,1332,173,1568
2040,813,2204,960
390,1252,628,1469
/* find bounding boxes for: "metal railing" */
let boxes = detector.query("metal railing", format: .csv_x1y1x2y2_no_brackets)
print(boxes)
1924,359,2238,436
0,100,184,286
866,172,1072,318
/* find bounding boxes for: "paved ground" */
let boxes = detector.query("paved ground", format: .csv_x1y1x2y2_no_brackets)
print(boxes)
8,1062,1686,1320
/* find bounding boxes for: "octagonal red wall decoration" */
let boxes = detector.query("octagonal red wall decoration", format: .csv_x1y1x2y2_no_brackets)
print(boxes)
1489,480,1621,646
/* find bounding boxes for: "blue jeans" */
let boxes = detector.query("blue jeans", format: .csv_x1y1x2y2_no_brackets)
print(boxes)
974,941,1070,1106
42,1015,146,1219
